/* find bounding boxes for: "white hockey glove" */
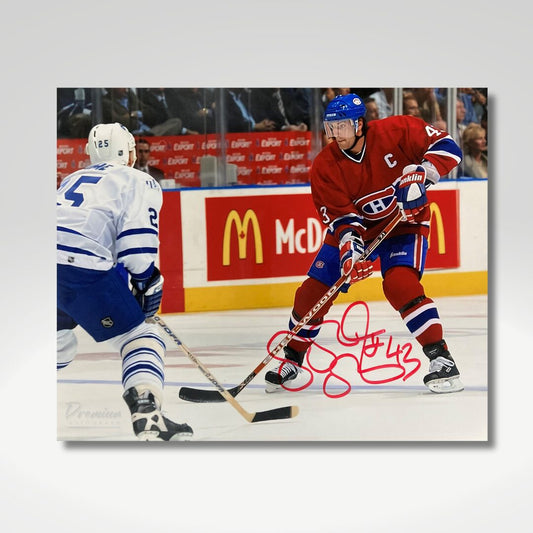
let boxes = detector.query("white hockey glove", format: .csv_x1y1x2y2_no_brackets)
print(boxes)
339,231,373,284
395,165,428,222
131,267,164,318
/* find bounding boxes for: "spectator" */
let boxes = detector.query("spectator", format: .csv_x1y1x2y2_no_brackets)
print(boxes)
455,97,468,142
321,88,337,109
225,88,276,133
138,88,197,135
457,88,486,125
461,123,488,178
403,92,421,117
172,88,216,134
57,88,93,139
368,88,394,119
411,88,447,130
133,138,165,183
480,106,488,145
321,88,351,110
363,96,380,122
102,88,153,135
250,88,309,131
280,88,312,130
449,97,468,178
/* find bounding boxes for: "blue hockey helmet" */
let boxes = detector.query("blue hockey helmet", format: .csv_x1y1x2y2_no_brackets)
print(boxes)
324,94,366,122
323,94,366,139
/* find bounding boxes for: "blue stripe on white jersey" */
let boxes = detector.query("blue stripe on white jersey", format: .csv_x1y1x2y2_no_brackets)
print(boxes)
57,164,163,274
57,243,107,260
117,228,158,238
117,247,159,259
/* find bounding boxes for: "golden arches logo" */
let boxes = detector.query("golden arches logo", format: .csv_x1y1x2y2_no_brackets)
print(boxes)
428,202,446,254
222,209,264,266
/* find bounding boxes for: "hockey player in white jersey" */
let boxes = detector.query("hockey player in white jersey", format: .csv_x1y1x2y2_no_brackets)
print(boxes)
57,122,193,441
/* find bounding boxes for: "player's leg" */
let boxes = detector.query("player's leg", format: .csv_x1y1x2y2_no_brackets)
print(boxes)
379,234,463,393
57,307,78,370
265,243,343,392
57,264,193,439
109,321,193,441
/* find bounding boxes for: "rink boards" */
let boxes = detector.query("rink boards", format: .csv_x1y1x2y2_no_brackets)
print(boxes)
158,180,487,313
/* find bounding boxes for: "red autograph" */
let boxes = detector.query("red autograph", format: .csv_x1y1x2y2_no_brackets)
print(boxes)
266,301,421,398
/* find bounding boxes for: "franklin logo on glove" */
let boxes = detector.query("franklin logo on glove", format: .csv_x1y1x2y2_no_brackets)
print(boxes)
395,165,428,222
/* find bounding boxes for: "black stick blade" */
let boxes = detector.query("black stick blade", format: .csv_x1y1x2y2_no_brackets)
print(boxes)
179,386,237,403
251,405,299,423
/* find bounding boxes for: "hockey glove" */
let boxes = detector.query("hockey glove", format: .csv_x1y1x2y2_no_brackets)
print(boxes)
131,267,164,318
396,165,428,222
339,231,373,284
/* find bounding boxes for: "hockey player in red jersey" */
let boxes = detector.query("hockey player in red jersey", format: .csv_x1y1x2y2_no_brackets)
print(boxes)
265,93,464,394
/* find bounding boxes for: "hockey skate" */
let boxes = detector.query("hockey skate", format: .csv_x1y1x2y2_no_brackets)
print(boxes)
123,387,193,441
265,346,304,393
423,341,464,394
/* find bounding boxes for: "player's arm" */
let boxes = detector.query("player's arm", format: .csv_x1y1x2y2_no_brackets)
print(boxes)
311,166,372,283
395,117,462,222
404,115,463,180
117,178,164,317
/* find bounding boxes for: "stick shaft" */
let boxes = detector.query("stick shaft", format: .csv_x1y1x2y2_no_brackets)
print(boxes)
179,211,404,403
153,315,298,422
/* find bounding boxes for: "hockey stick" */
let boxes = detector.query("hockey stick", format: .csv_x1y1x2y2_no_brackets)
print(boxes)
151,315,299,423
179,210,404,403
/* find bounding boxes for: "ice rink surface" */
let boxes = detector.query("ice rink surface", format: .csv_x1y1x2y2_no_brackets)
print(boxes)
57,295,488,442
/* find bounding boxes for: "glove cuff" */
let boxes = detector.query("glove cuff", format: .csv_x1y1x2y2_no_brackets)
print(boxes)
339,229,362,247
131,266,160,293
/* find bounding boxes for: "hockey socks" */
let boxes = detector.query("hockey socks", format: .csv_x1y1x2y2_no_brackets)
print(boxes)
288,277,338,353
383,266,443,346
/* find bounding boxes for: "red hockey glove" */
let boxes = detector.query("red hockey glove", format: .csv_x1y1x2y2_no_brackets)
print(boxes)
339,231,373,284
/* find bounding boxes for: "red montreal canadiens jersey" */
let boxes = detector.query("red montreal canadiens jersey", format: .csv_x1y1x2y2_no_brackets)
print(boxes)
310,115,462,245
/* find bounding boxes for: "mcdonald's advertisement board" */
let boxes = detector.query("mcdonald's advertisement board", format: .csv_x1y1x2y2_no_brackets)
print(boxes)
426,189,460,269
205,189,460,282
206,194,323,281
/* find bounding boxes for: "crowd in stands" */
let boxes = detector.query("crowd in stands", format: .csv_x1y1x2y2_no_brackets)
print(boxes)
57,87,488,179
319,87,488,178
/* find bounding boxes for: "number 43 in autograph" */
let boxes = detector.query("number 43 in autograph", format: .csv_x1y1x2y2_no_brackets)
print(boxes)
267,301,422,398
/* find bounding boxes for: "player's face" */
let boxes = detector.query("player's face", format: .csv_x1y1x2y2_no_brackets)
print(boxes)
324,118,357,149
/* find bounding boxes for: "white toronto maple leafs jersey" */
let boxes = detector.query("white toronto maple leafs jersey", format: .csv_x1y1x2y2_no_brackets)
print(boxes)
57,162,162,279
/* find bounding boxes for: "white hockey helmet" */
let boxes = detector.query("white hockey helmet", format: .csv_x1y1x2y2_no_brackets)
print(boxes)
85,122,136,166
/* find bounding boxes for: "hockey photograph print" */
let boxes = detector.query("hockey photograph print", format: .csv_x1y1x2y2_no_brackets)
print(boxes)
56,87,488,442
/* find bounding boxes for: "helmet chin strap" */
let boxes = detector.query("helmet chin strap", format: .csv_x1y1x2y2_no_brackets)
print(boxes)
346,120,362,151
346,135,359,151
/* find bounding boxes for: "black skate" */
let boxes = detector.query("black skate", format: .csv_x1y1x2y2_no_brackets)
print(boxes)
123,387,193,441
265,346,304,393
423,341,464,394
